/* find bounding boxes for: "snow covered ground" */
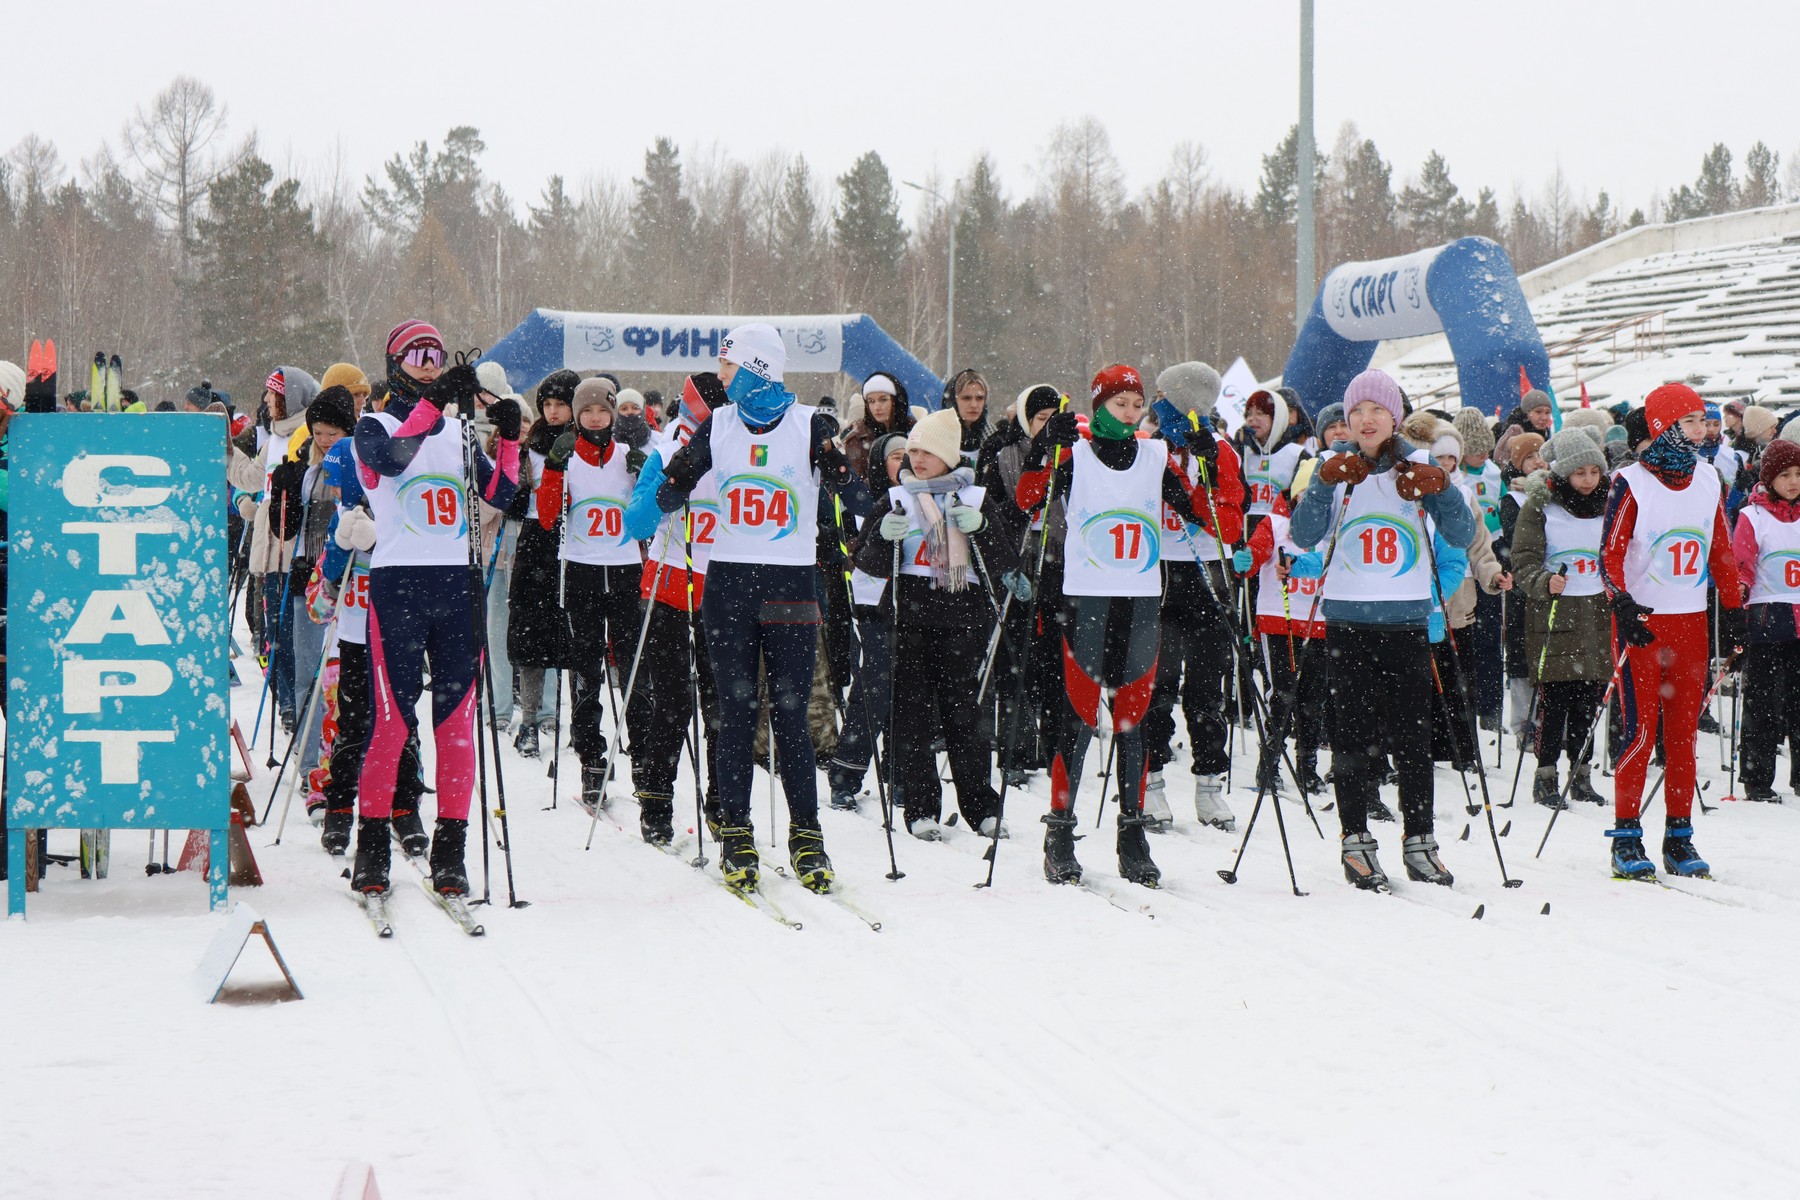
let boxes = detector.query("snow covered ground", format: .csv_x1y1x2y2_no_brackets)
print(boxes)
5,653,1798,1199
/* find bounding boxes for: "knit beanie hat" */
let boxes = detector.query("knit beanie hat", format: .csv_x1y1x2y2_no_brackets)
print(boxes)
907,408,964,470
1019,384,1062,424
1452,408,1496,458
1401,410,1441,447
537,369,580,407
321,362,372,400
1154,362,1221,417
1741,405,1780,440
1090,363,1146,410
1429,425,1463,463
307,386,356,435
573,376,617,422
1544,428,1606,479
0,360,24,411
1315,402,1346,435
1562,407,1613,435
721,323,785,383
1343,369,1404,426
1509,432,1547,473
1624,406,1652,447
1520,389,1553,416
1760,439,1800,490
1645,383,1705,439
1605,425,1627,447
872,432,909,472
616,387,646,413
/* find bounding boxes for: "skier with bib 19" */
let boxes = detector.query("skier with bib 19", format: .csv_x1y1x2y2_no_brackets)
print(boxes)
349,321,524,897
1015,363,1242,888
1289,369,1475,890
655,324,865,894
1600,383,1744,880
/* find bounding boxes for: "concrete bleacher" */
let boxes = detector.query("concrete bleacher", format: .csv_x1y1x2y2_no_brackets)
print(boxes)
1373,205,1800,415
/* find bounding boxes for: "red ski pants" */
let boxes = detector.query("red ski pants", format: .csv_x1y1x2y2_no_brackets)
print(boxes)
1615,610,1709,822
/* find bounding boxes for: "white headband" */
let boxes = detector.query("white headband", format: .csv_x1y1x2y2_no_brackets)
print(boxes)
863,375,897,398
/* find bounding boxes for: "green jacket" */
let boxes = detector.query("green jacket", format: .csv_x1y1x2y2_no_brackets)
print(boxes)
1511,471,1613,685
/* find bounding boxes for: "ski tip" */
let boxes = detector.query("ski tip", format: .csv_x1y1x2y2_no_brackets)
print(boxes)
1471,904,1485,920
1499,821,1512,837
1459,825,1471,842
1540,902,1552,915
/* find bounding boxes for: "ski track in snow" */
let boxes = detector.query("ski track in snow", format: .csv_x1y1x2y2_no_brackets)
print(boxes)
4,646,1798,1198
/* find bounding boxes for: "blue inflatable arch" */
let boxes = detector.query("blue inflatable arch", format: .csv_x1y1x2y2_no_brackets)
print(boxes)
1282,237,1551,422
484,309,943,407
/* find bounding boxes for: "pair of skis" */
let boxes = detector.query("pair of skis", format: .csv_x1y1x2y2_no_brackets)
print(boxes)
354,857,487,939
88,351,125,412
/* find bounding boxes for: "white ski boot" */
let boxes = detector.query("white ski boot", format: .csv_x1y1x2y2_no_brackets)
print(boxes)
1192,773,1236,831
1142,771,1173,830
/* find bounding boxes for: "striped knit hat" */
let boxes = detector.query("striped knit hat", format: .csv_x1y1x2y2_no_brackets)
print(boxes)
386,320,443,357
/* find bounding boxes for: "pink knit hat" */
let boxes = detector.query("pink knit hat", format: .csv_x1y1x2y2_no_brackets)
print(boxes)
1343,369,1404,426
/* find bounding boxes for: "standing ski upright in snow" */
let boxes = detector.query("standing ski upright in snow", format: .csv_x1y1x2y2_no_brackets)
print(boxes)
1600,383,1744,880
1289,369,1476,890
656,324,865,894
349,321,523,897
1015,364,1242,888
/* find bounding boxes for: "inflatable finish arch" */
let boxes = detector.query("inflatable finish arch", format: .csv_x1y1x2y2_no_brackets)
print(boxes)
484,309,943,406
1281,237,1551,422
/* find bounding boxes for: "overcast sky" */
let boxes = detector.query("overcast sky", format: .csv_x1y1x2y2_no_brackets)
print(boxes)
9,1,1798,227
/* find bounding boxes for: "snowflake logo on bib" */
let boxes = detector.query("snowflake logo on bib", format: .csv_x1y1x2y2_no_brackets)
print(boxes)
396,473,466,538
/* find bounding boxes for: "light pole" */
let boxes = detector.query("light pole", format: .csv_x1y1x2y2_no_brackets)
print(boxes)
1296,0,1316,333
903,179,959,377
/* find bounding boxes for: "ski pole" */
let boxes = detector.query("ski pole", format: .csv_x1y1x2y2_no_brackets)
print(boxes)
549,472,569,803
831,492,907,877
270,558,354,842
584,558,667,851
1496,587,1507,770
1504,565,1566,809
1418,512,1522,888
682,504,710,870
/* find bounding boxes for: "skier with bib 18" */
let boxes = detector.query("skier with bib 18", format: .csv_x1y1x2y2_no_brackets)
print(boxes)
1015,363,1242,888
1288,369,1476,890
655,324,865,894
1600,383,1744,880
349,321,524,898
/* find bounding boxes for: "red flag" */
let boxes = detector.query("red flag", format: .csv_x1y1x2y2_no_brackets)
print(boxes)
1519,365,1532,397
1579,381,1591,408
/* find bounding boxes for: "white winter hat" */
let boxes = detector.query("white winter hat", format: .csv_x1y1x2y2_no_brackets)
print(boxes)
0,360,24,411
475,360,521,402
721,323,786,383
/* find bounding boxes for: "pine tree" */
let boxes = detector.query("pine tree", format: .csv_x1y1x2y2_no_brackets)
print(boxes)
833,150,906,319
1398,151,1471,244
626,137,696,307
1696,143,1736,215
186,154,334,397
1256,126,1301,228
1741,141,1780,209
951,153,1008,369
773,154,822,305
1469,187,1502,240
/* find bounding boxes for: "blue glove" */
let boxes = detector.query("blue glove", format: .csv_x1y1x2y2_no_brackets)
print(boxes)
622,451,668,541
1001,570,1034,602
1288,550,1325,580
1151,398,1189,447
1434,539,1469,599
1230,548,1254,575
1428,610,1446,643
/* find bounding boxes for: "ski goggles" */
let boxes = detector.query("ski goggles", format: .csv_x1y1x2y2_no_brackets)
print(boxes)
401,343,445,369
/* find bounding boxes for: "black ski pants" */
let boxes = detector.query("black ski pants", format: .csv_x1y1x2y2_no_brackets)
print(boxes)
893,621,999,830
1143,560,1235,777
564,562,648,774
1326,623,1436,838
1533,678,1605,769
633,601,720,808
1741,640,1800,792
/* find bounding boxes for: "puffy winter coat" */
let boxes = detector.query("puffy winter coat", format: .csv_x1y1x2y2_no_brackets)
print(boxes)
507,430,574,669
1732,485,1800,642
1511,473,1614,684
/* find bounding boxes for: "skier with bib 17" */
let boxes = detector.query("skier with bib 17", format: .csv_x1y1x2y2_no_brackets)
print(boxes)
1288,369,1476,890
655,324,866,894
1600,383,1744,880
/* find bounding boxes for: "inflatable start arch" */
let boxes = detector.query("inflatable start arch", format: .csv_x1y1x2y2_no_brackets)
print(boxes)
484,309,943,405
1282,237,1552,422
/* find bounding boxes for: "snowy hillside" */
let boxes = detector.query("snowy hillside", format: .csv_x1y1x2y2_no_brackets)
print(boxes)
4,636,1798,1198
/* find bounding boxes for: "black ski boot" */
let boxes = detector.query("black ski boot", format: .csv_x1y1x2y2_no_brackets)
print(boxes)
321,806,354,856
1606,818,1656,880
788,819,834,893
391,806,429,858
351,817,392,893
702,800,725,844
580,765,607,815
514,722,540,759
1367,795,1397,823
637,791,674,847
719,826,759,892
1041,811,1082,885
1662,820,1710,878
1567,763,1606,806
428,818,470,895
1402,833,1454,886
1116,812,1162,888
1340,831,1389,890
1532,765,1566,809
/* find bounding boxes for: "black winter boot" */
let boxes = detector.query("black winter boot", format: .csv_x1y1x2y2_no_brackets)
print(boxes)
1116,812,1162,888
1042,811,1082,885
788,819,834,894
638,791,674,847
580,765,607,815
352,818,392,893
1532,765,1566,809
321,806,354,856
428,818,470,895
391,806,429,858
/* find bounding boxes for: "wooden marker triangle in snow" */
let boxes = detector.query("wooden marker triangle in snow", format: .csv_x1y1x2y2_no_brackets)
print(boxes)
332,1162,381,1200
192,901,302,1003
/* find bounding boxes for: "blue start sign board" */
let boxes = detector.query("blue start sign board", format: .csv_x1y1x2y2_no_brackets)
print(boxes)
6,414,231,916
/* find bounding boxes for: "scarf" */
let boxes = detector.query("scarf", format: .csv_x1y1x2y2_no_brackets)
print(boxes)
578,423,613,450
1550,471,1609,519
728,367,795,427
1089,404,1138,441
899,465,976,592
528,419,569,457
1640,424,1697,485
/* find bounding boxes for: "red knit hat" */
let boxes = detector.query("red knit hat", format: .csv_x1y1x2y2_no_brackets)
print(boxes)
385,319,443,357
1760,439,1800,491
1090,363,1145,409
1644,383,1704,440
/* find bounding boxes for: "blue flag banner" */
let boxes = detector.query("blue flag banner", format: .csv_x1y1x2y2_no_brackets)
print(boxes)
7,414,231,915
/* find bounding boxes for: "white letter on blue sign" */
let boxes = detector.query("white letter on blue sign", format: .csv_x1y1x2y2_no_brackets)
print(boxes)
62,455,173,508
61,659,174,714
66,591,172,646
63,730,177,784
61,521,180,573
